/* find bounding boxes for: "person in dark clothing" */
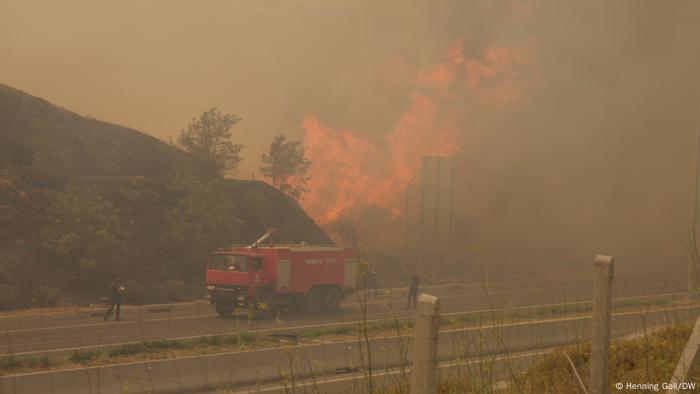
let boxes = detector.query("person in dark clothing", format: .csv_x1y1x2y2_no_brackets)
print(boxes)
104,278,124,321
407,270,420,309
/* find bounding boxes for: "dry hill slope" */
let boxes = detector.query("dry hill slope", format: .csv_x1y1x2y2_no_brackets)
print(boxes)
0,84,331,308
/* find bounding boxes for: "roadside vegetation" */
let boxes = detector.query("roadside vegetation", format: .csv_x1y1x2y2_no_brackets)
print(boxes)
437,323,700,393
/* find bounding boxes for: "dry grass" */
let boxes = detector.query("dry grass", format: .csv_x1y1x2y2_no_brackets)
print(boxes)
437,323,699,393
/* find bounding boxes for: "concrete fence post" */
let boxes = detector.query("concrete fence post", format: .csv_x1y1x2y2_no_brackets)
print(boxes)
590,255,614,394
667,315,700,393
410,293,441,394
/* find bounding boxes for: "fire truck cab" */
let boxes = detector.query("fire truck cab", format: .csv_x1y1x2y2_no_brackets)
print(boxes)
205,237,357,317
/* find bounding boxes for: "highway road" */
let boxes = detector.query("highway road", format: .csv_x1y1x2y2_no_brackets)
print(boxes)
238,347,557,394
0,277,596,357
2,302,696,394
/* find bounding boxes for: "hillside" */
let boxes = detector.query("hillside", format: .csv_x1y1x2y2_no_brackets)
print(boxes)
0,84,331,308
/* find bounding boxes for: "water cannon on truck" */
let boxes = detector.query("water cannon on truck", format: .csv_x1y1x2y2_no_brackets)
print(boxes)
204,229,358,317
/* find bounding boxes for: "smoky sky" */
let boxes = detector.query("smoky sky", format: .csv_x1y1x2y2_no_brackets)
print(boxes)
2,1,700,277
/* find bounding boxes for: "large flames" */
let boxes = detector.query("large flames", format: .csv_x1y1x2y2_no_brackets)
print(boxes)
301,39,534,227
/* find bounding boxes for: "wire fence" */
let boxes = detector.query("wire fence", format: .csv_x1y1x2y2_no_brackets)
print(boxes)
0,275,696,393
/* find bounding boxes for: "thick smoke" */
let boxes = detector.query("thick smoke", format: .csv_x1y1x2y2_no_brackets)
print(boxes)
2,1,700,278
299,1,700,279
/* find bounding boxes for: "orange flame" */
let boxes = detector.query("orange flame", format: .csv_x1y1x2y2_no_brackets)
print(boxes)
415,40,535,102
301,39,534,226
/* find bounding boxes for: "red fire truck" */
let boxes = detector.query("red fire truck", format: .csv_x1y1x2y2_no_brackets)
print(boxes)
204,230,358,317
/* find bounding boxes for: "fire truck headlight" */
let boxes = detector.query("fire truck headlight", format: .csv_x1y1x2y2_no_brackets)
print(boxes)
206,284,215,291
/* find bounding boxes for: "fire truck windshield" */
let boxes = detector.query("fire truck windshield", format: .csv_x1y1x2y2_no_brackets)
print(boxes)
210,254,248,272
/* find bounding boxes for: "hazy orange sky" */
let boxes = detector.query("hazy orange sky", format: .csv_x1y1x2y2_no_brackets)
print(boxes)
2,0,526,177
3,1,700,276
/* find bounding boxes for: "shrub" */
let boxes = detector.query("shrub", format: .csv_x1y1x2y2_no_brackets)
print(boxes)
155,279,186,302
69,350,98,364
108,339,184,357
0,355,22,371
40,356,53,369
122,280,156,305
31,286,63,307
0,284,21,310
124,279,190,304
108,343,145,357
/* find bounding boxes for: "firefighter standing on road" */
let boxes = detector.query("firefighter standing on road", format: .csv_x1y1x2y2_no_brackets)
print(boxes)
407,269,420,309
104,278,124,322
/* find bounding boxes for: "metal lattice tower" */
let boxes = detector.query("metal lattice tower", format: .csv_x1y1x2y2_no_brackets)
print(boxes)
404,155,456,278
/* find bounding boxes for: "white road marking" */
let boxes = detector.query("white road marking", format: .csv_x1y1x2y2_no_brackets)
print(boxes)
0,299,694,359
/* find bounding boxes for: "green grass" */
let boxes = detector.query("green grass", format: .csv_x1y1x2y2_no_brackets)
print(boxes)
108,339,186,357
304,326,353,339
0,355,55,372
196,332,254,347
103,332,257,359
0,332,258,375
69,350,99,364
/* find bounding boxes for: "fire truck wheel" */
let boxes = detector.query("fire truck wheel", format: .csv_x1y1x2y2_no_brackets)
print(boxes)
304,287,324,314
323,287,342,313
215,305,233,318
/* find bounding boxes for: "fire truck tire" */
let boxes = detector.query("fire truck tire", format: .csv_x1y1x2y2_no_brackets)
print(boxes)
304,287,324,314
323,287,342,313
215,305,233,318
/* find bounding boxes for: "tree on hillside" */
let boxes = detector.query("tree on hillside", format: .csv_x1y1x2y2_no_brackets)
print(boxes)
176,108,244,177
21,140,74,189
160,175,244,277
260,134,311,200
39,184,134,286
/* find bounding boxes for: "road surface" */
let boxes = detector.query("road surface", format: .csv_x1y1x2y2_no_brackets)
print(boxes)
1,278,595,357
1,302,696,394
